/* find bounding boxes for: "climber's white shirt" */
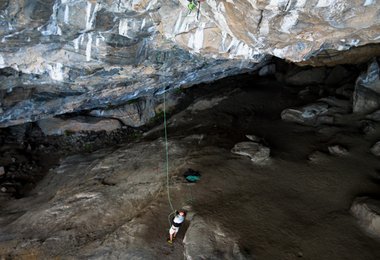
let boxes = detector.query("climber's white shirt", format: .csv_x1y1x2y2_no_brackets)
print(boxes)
173,215,184,224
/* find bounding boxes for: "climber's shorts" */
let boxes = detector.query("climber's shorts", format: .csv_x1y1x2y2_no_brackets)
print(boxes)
169,225,179,235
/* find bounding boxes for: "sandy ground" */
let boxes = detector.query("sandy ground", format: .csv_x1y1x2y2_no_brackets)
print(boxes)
136,75,380,259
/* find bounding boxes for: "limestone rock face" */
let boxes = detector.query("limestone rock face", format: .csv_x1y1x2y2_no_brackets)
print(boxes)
351,197,380,238
168,0,380,62
90,98,156,128
183,215,247,260
188,96,227,113
0,0,258,128
1,0,380,127
37,116,122,135
370,141,380,156
366,110,380,122
353,59,380,114
0,139,187,258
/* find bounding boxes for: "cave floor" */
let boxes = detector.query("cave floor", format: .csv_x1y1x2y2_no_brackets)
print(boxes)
139,75,380,259
1,75,380,259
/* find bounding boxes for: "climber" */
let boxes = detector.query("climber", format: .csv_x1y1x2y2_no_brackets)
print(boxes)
168,210,186,244
187,0,204,12
187,0,198,13
187,0,205,19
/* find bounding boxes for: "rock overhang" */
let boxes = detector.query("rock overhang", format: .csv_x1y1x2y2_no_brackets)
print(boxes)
0,0,380,127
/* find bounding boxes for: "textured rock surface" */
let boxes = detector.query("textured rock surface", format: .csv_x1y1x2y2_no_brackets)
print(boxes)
0,139,187,258
90,91,181,127
188,96,227,113
281,103,333,126
0,0,258,128
89,98,157,127
351,197,380,238
169,0,380,61
370,141,380,156
37,116,122,135
281,95,355,126
231,141,270,164
308,151,330,163
285,67,327,86
328,144,349,156
366,110,380,122
1,0,380,127
353,59,380,114
183,215,246,260
1,73,380,259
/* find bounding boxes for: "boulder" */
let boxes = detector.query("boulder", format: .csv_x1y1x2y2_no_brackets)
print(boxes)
183,215,247,260
90,99,156,127
188,97,227,113
308,151,329,163
37,116,122,136
328,145,349,156
231,141,270,164
353,87,380,114
353,59,380,114
366,110,380,122
281,103,330,126
360,120,378,135
351,197,380,238
370,141,380,156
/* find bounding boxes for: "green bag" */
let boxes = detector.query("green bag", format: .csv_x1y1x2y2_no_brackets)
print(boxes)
188,2,197,11
185,175,201,182
184,168,201,183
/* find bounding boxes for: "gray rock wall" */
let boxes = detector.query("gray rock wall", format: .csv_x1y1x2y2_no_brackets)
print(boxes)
0,0,380,127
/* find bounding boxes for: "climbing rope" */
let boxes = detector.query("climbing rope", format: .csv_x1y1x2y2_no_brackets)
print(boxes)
162,89,197,227
163,89,175,215
197,1,201,20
